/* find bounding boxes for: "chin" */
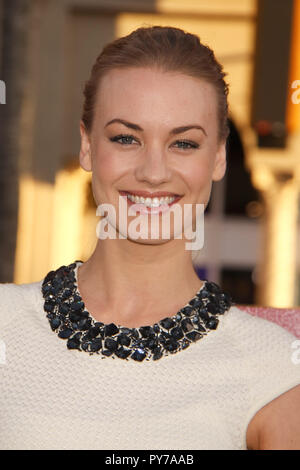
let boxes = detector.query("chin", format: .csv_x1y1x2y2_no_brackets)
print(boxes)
126,235,175,245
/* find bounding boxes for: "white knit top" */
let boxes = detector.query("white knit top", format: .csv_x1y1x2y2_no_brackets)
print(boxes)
0,273,299,450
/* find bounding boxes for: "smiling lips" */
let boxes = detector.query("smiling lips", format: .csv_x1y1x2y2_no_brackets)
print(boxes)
119,190,182,213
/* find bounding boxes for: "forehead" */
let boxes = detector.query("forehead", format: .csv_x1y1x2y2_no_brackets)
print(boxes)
94,67,218,128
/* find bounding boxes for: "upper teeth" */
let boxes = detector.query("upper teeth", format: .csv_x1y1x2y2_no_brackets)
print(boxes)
126,194,176,206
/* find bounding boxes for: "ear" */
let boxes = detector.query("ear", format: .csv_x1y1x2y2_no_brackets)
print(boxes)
212,140,227,182
79,120,92,172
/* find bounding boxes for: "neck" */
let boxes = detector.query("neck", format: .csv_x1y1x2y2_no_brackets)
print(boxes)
77,238,204,327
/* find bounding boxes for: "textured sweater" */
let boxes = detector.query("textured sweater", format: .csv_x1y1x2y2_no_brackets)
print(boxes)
0,269,299,450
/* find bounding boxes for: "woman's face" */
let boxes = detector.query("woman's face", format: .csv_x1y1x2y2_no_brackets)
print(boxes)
79,66,226,244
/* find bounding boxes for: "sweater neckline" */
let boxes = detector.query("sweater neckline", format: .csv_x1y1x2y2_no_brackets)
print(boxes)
42,260,234,362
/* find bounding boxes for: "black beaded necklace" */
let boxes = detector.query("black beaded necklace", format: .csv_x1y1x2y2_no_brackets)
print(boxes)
42,261,234,362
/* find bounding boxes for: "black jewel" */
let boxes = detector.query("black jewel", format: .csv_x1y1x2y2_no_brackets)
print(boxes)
197,287,210,298
196,323,206,332
181,339,190,349
70,300,84,312
42,283,52,295
164,339,179,352
59,303,70,315
160,317,175,330
170,326,184,341
158,331,169,343
115,347,131,359
61,289,73,300
139,326,155,338
69,311,82,323
181,318,193,333
81,342,90,352
206,301,219,315
90,338,102,352
78,318,92,330
49,285,60,296
44,301,55,313
73,294,82,302
188,298,202,308
144,337,157,350
131,348,147,362
88,326,101,338
104,337,118,352
58,327,73,339
102,349,113,357
64,280,74,289
43,270,56,285
104,323,119,337
180,306,193,316
186,331,202,342
206,281,221,294
152,346,163,360
219,292,232,307
120,327,131,335
197,308,210,321
50,317,61,330
117,333,131,347
42,261,233,361
205,318,219,330
131,328,139,340
67,333,82,350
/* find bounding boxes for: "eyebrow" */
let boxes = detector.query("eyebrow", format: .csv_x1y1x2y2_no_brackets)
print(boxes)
104,118,207,136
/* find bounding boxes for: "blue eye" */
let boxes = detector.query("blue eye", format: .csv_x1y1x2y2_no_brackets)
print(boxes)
109,135,199,150
110,134,137,145
174,140,199,150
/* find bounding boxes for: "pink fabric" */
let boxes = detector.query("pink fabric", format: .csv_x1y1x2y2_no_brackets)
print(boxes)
236,305,300,338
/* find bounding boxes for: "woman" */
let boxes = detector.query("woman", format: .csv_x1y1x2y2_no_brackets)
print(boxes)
0,26,299,450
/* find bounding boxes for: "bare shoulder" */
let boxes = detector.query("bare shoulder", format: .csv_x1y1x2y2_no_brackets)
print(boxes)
247,384,300,450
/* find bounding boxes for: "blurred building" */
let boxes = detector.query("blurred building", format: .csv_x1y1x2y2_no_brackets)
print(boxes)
0,0,300,307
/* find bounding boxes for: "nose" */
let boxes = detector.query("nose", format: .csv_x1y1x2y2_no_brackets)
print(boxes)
134,145,172,186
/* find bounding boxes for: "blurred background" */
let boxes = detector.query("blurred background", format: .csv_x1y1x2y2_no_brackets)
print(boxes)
0,0,300,307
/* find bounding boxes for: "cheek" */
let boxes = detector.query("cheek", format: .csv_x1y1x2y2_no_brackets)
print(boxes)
184,158,213,193
89,151,118,206
92,149,122,187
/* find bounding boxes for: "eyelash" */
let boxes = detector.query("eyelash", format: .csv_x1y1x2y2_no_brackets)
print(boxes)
109,134,200,150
